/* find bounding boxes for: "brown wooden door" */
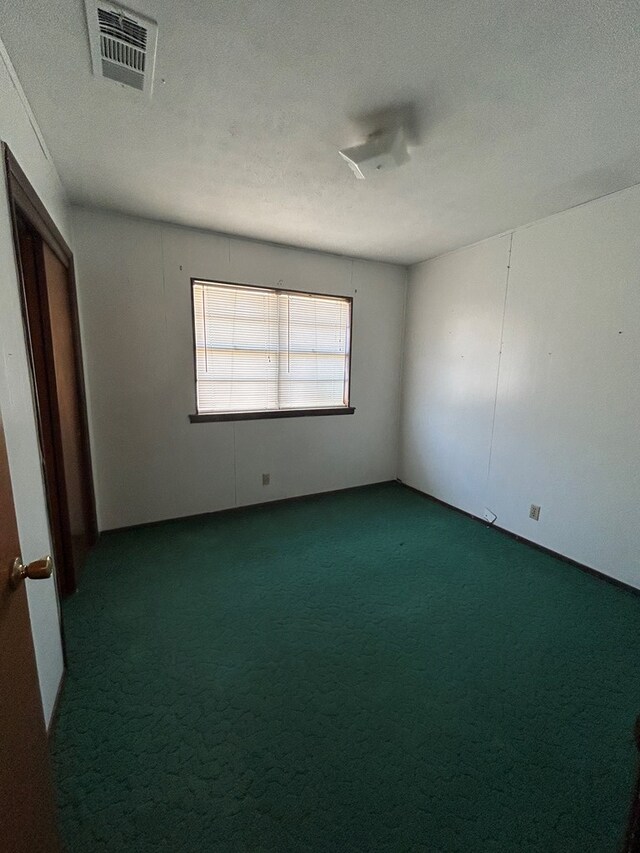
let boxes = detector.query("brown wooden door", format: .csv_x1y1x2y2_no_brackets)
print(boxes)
14,214,96,596
5,144,97,599
42,242,93,571
0,411,60,852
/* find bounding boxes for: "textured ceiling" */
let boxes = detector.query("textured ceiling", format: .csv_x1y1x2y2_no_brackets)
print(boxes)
1,0,640,263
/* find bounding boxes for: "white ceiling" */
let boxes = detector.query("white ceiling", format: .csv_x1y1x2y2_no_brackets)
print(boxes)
1,0,639,264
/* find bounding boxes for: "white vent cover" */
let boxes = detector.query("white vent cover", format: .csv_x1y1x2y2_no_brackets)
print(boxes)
85,0,158,96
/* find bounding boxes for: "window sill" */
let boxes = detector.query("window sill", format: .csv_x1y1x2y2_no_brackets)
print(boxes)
189,407,355,423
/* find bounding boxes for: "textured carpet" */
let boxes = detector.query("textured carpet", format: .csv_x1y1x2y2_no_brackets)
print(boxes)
53,482,640,852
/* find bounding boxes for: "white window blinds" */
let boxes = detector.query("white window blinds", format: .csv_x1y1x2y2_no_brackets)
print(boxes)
192,281,352,415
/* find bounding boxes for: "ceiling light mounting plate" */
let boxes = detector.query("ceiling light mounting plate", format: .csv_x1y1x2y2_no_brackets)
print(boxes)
339,127,410,180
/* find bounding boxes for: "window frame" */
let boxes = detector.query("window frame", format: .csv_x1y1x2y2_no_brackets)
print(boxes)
188,277,355,423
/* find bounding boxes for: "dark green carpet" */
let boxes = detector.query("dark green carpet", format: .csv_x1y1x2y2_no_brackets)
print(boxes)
53,482,640,852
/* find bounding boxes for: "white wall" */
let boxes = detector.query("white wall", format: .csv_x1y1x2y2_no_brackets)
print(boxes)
400,185,640,588
72,207,407,530
0,41,66,725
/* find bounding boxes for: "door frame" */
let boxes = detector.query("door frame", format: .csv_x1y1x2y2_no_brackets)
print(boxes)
3,143,97,596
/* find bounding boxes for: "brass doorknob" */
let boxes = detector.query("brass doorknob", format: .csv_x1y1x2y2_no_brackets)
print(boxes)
10,556,53,589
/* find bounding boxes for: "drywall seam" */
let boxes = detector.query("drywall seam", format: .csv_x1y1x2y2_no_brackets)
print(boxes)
0,38,56,173
414,179,640,266
485,232,513,496
394,266,410,478
80,203,393,268
232,422,238,506
159,228,169,340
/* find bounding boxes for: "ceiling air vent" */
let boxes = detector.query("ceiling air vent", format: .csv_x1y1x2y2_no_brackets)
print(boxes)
85,1,158,96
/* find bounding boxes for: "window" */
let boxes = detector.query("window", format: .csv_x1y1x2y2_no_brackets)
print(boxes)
190,280,354,421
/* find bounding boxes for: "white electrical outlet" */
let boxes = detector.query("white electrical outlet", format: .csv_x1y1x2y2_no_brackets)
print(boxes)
529,504,541,521
483,508,497,524
262,473,270,486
